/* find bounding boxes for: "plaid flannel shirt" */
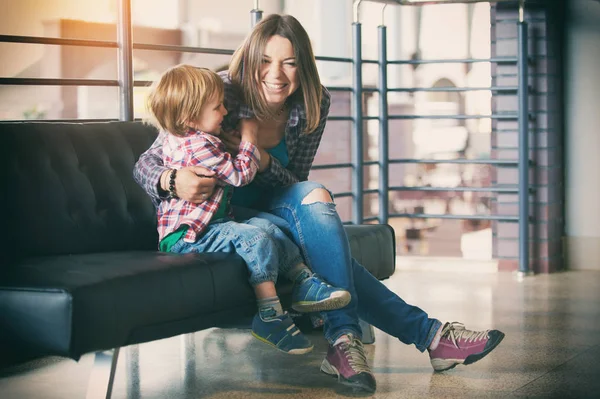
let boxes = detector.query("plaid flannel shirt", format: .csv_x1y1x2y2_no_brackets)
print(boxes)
158,129,260,243
133,71,331,207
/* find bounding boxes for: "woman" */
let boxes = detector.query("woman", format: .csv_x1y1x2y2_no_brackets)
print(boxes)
134,14,504,394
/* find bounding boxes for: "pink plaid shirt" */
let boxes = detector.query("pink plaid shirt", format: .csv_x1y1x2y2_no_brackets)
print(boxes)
158,129,260,243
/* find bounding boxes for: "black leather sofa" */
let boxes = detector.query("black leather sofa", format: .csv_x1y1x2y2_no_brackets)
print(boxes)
0,121,395,392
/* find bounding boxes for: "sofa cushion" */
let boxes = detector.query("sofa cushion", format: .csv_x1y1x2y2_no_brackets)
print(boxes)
0,122,159,263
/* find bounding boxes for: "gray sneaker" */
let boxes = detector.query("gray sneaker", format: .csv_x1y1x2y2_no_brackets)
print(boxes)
320,334,376,393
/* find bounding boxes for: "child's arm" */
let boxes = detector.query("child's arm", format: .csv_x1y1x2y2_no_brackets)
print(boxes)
187,131,260,187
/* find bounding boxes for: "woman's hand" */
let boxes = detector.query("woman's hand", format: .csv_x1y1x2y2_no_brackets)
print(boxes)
160,166,217,203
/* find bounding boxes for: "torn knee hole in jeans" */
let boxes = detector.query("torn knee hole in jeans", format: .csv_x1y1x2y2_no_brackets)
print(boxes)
301,189,337,215
301,188,334,206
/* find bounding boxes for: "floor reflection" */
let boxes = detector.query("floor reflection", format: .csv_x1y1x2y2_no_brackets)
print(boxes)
1,268,600,398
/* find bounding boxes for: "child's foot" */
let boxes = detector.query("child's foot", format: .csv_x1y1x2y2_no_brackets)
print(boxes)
292,275,351,313
251,313,314,355
428,322,505,372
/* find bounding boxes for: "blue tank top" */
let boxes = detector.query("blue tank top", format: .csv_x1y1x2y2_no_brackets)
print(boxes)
231,137,289,209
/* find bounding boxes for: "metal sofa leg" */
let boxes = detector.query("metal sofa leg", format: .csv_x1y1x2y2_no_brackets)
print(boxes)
126,345,140,399
359,319,376,344
180,334,196,390
86,348,120,399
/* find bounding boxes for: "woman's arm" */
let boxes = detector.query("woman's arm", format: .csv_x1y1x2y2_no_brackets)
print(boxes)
253,86,331,187
133,130,169,203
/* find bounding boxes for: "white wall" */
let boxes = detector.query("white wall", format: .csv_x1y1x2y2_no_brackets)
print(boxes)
565,0,600,270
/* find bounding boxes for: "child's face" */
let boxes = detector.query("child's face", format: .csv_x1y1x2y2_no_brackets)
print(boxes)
190,93,227,135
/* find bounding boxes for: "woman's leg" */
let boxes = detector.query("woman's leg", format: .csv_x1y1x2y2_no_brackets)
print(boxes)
351,258,441,352
263,181,440,348
262,181,362,343
241,213,351,313
254,183,504,388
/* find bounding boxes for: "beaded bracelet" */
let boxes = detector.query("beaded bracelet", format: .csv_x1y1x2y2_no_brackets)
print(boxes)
168,169,178,199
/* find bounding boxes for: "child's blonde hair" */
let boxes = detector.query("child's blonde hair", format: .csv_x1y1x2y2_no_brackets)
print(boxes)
146,64,224,136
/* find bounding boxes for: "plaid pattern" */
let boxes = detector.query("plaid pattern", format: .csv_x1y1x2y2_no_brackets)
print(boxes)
133,71,331,205
157,129,260,243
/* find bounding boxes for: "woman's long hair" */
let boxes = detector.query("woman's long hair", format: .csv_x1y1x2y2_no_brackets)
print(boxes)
229,14,323,134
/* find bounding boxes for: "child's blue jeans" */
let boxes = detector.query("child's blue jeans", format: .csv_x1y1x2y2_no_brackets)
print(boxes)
169,217,304,286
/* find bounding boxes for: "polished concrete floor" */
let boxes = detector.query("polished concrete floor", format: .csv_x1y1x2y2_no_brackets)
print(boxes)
1,262,600,398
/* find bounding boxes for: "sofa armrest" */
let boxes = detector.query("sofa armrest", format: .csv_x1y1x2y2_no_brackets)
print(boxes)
344,224,396,280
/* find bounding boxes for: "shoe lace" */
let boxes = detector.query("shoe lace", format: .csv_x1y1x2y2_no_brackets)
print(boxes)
443,322,489,347
341,336,371,374
312,274,333,288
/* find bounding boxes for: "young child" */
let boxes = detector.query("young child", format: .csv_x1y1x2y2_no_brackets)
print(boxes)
145,64,350,354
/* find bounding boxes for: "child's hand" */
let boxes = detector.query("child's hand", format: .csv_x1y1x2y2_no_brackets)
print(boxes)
239,118,259,144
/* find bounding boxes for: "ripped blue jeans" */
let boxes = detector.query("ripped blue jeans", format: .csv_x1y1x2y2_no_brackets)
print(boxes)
233,181,442,351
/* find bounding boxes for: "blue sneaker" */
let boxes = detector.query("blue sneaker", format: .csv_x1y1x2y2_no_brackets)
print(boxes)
292,275,351,313
251,313,314,355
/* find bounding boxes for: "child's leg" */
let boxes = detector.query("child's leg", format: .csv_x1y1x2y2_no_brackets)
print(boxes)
251,281,314,355
170,221,313,354
173,220,279,286
243,217,304,277
207,220,314,354
254,281,283,319
244,217,351,313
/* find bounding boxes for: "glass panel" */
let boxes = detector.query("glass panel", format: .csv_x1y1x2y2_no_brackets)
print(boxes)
334,196,353,224
132,51,231,120
0,42,118,80
390,214,492,258
0,85,119,120
0,1,117,37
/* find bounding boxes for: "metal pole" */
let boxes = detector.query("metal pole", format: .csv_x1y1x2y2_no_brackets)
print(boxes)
517,0,530,274
251,0,263,27
117,0,133,121
352,1,364,225
126,345,140,399
378,24,389,225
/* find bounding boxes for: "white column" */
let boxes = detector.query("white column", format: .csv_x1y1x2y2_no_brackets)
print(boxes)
385,5,406,103
566,0,600,270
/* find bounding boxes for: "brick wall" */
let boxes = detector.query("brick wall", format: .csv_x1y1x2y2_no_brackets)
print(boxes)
490,1,565,273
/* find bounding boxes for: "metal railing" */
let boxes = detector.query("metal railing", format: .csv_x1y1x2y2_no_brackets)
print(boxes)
0,0,531,272
348,0,531,272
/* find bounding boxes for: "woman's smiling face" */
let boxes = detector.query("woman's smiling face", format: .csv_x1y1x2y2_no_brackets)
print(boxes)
259,35,299,107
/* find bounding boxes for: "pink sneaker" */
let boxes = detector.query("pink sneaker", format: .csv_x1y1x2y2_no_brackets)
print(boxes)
320,334,376,393
428,322,505,372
